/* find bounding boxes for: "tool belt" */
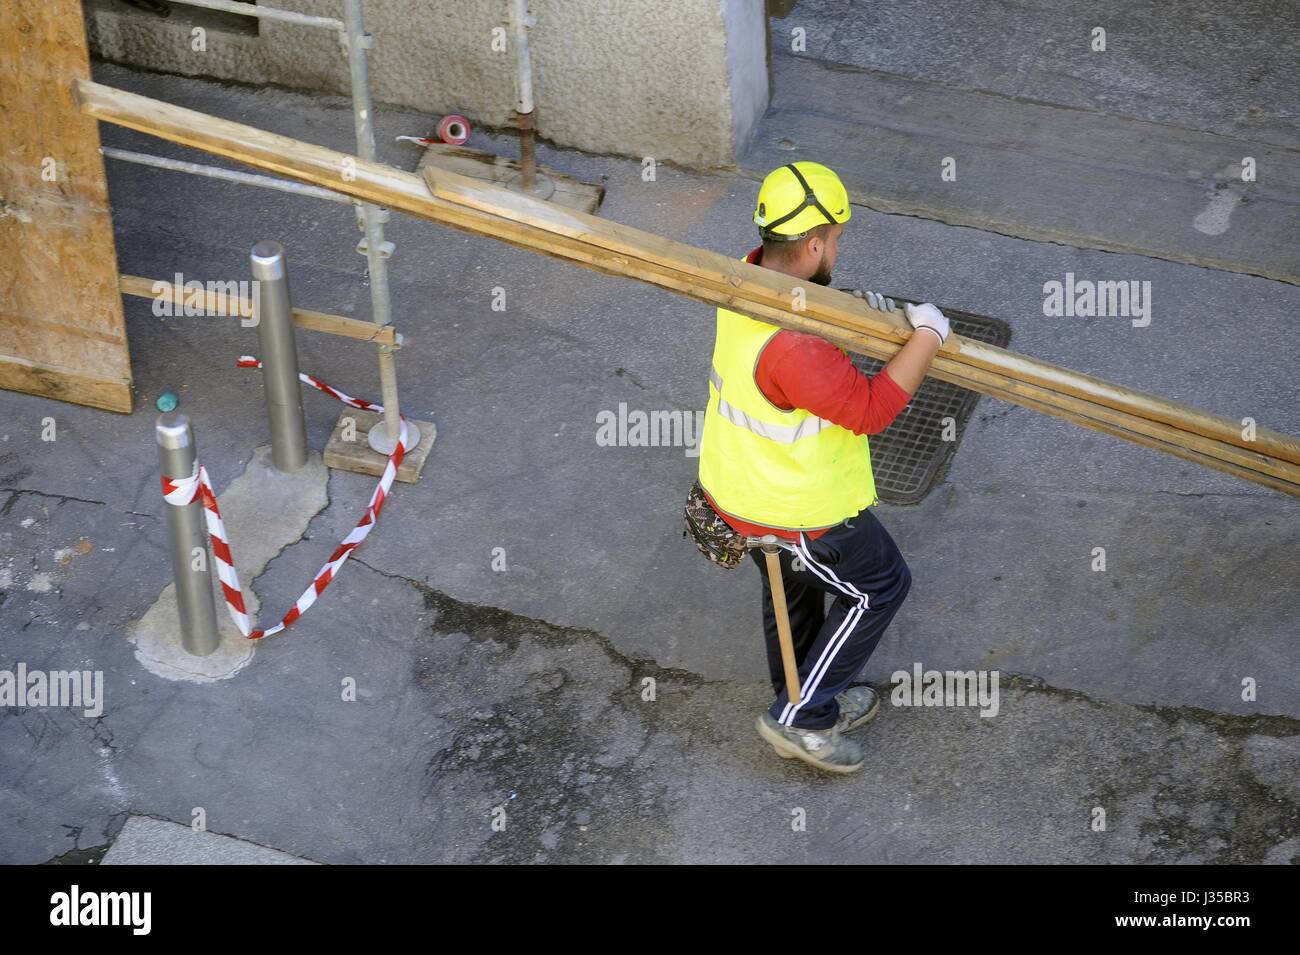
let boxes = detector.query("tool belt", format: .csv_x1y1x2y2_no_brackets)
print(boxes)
682,480,748,569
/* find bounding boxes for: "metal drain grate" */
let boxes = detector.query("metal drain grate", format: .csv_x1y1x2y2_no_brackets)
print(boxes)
844,297,1011,505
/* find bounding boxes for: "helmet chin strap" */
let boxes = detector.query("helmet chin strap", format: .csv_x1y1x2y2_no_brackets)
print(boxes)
759,228,806,242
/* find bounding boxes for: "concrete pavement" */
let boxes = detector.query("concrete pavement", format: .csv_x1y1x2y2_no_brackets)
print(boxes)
1,38,1296,863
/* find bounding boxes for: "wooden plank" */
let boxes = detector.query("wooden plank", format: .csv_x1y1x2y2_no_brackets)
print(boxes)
72,78,930,340
118,275,403,347
641,268,1300,490
0,3,132,412
0,352,132,416
291,306,403,348
70,79,1300,490
451,213,1300,486
935,368,1300,499
422,163,1300,469
458,212,1300,491
415,143,605,215
367,204,1300,488
321,408,435,484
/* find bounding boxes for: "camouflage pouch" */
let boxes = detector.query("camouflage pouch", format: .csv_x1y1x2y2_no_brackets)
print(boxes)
682,480,748,569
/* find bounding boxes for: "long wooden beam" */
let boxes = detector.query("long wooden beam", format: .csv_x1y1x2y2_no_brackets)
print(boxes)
73,79,1300,495
423,164,1300,470
449,216,1300,489
793,321,1300,495
431,216,1300,488
118,274,403,347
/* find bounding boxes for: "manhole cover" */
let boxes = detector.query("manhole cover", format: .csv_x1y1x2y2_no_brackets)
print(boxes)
843,296,1011,505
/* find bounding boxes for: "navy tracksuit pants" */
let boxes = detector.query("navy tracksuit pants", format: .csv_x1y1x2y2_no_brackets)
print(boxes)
750,506,911,730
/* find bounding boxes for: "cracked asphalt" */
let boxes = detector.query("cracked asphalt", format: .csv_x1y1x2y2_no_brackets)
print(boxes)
1,47,1297,863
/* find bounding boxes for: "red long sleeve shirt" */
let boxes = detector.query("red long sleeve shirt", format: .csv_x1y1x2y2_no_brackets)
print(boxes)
703,247,912,540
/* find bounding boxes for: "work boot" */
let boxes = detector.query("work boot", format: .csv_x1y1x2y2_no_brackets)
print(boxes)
835,685,880,734
756,712,864,774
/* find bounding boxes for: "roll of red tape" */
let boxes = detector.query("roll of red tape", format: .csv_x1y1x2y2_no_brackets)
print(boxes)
437,114,471,146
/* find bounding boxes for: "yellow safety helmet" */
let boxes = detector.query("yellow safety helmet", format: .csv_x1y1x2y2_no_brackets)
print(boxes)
753,162,851,240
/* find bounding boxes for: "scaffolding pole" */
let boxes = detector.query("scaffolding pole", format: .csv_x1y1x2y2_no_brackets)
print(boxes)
341,0,417,454
114,0,419,456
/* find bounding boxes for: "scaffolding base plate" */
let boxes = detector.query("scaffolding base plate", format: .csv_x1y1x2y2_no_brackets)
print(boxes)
416,142,604,214
322,408,435,484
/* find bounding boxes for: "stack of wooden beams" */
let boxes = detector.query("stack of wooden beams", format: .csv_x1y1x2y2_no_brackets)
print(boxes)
73,79,1300,496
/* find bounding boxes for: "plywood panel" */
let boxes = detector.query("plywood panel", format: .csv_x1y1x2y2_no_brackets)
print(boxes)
0,0,131,412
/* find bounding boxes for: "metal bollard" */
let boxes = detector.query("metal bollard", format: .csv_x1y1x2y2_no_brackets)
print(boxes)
249,241,308,472
157,413,220,656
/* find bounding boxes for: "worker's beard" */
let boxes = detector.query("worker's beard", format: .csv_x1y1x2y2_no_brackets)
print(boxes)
809,255,834,287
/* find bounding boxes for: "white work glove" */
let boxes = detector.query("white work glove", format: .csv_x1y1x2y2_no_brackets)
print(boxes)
851,288,897,313
904,302,950,344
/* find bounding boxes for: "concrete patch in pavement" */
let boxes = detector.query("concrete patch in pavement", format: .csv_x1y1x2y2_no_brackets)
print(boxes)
126,446,329,682
102,816,319,864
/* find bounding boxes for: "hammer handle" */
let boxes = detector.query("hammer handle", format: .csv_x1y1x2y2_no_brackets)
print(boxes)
763,548,802,705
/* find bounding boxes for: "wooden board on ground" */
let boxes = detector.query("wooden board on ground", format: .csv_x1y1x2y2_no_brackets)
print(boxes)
415,142,604,215
0,1,132,413
322,408,435,485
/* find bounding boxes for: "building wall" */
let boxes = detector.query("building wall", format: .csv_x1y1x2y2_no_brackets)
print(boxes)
84,0,769,168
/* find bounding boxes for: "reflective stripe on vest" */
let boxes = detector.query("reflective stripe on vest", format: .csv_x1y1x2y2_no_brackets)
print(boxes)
710,366,837,444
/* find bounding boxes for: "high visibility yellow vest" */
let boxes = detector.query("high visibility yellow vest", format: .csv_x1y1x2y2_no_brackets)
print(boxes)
697,306,878,531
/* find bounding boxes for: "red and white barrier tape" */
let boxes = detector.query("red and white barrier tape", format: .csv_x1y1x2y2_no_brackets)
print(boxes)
236,356,383,412
161,357,409,640
162,463,252,636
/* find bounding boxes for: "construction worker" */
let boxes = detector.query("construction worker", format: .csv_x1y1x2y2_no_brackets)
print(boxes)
696,161,950,774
